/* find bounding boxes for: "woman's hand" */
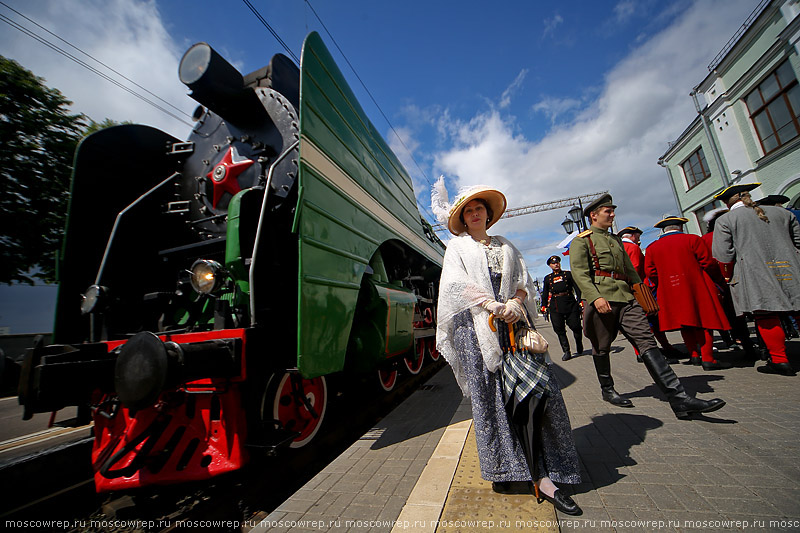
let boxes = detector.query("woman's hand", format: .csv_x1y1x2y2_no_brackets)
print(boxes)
502,298,525,323
482,300,506,316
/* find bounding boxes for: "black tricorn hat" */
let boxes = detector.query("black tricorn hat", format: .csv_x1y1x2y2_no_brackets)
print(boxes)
546,255,561,265
713,182,761,202
617,226,642,237
754,194,789,206
654,215,689,229
582,193,616,217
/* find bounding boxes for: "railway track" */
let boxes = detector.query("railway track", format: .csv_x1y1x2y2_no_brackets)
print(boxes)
1,360,444,532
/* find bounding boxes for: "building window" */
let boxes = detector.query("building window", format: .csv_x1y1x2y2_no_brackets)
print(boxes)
681,147,711,189
745,60,800,155
694,199,725,234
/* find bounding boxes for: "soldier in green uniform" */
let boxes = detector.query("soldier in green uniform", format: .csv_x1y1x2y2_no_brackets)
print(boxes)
569,194,726,419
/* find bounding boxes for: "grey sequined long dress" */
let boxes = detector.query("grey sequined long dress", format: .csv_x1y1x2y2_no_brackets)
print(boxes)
452,238,581,484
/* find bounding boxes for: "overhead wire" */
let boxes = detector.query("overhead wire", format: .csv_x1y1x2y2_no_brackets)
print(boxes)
0,10,194,128
0,1,193,122
300,0,438,222
240,0,437,223
241,0,300,64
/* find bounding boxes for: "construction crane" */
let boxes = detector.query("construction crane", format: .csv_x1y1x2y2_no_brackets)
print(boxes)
430,191,609,232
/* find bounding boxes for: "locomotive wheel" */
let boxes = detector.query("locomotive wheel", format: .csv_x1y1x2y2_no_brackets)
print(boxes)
404,339,426,374
378,368,398,391
264,372,328,449
427,338,440,361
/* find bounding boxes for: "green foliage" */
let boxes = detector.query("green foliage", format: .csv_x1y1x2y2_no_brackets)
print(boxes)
0,56,86,285
83,118,132,136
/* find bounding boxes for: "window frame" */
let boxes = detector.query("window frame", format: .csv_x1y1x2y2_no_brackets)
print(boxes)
680,147,711,190
745,60,800,156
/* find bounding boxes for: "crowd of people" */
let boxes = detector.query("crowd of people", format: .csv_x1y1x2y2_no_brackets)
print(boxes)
430,179,799,516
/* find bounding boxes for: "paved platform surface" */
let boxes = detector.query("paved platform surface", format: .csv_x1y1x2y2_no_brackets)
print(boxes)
255,317,800,533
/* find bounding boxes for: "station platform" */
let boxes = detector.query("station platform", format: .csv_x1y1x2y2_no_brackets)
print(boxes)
250,318,800,533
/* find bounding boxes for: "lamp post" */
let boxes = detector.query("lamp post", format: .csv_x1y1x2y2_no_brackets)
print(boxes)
562,201,586,234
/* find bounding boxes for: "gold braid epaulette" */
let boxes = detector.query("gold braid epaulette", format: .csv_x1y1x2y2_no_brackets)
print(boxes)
577,229,592,238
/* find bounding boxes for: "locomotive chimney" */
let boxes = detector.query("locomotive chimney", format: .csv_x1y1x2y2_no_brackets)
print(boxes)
179,42,269,129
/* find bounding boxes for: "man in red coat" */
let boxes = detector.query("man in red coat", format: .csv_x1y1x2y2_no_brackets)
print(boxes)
618,226,682,363
644,216,732,371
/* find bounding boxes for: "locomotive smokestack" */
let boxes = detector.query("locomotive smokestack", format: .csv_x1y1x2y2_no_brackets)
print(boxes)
179,42,269,128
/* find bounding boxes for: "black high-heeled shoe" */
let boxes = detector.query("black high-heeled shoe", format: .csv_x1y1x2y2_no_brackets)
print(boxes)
534,484,582,516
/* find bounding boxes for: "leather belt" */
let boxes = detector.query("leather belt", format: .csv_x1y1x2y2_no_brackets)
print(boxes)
552,291,571,297
594,270,629,282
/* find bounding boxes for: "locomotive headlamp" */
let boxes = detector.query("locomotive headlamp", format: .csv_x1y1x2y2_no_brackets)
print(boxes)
80,285,107,315
190,259,226,294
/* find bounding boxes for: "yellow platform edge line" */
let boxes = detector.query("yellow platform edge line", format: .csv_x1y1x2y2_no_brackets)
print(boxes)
390,399,473,533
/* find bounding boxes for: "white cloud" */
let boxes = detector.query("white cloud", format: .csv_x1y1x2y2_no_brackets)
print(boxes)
431,0,756,279
0,0,196,137
614,1,637,23
532,96,583,125
500,69,528,109
542,13,564,40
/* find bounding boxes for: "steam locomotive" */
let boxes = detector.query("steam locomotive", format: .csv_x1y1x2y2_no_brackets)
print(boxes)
17,32,444,492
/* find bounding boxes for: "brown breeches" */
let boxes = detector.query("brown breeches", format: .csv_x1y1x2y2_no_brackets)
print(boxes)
583,300,657,356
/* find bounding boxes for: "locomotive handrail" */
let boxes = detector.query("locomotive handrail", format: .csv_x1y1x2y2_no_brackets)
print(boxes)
249,139,299,326
95,172,181,285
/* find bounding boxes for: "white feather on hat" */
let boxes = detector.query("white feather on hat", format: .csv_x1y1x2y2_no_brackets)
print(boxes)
430,175,452,226
703,207,729,224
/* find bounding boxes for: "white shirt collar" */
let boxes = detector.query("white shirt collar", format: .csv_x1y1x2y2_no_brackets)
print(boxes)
730,201,746,210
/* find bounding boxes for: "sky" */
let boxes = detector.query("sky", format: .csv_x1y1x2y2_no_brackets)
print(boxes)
0,0,761,333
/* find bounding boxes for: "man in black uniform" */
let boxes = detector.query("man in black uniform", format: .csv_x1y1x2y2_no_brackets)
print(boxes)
541,255,584,361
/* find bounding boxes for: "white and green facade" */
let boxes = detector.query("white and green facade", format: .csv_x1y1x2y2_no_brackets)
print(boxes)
659,0,800,234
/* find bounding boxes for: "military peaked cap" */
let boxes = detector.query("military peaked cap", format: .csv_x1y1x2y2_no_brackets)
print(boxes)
546,255,561,265
582,193,615,217
713,182,761,202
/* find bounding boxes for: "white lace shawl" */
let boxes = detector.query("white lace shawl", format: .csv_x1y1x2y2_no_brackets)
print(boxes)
436,234,538,397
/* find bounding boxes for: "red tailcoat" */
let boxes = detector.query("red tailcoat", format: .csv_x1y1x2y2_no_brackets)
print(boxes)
622,239,646,281
644,232,730,331
700,231,725,285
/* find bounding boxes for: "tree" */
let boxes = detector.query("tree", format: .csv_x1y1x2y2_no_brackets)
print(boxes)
0,56,86,285
83,117,132,136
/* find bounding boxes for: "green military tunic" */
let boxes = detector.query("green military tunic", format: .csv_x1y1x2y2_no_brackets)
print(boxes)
569,225,642,305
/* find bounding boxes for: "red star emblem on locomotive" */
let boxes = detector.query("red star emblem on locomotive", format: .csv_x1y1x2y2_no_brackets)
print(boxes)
207,146,254,208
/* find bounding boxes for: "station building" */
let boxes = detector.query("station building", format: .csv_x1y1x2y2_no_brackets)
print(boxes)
658,0,800,234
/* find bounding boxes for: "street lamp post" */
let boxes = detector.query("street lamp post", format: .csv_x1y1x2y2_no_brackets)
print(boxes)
562,200,586,234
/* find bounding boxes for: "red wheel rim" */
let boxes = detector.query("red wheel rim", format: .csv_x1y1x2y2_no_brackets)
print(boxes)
427,338,440,361
378,368,398,391
273,374,327,448
404,339,425,374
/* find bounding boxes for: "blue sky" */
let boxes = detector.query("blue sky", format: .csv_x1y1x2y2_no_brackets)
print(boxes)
0,0,760,332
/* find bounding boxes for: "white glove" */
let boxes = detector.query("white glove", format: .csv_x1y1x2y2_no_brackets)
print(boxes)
502,298,525,323
482,300,506,316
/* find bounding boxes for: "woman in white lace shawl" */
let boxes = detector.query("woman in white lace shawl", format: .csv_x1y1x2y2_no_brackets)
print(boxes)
433,179,582,515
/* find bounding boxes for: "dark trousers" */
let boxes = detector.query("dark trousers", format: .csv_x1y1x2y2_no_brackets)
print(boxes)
550,307,583,354
583,300,657,356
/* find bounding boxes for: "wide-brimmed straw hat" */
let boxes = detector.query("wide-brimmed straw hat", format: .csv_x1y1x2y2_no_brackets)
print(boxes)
447,185,507,235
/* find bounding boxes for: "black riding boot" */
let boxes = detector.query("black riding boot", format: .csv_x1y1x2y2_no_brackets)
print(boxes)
593,354,633,407
558,333,572,361
640,348,726,419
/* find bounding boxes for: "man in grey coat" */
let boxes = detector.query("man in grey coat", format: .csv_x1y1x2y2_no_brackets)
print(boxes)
712,183,800,376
